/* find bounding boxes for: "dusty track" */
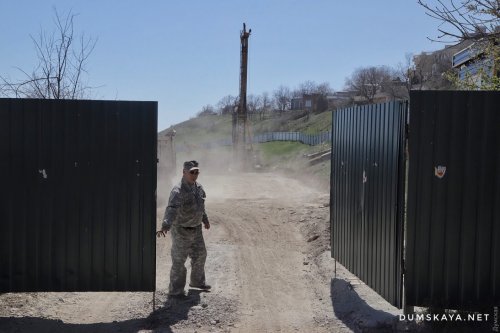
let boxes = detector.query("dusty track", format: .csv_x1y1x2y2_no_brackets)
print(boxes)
0,172,401,333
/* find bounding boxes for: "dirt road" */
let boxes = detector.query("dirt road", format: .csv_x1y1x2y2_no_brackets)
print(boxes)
0,172,402,333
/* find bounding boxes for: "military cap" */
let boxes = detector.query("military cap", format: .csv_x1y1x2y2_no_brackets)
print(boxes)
183,160,200,171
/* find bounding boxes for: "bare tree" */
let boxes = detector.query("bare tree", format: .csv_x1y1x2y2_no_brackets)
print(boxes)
1,9,97,99
296,80,317,96
316,82,333,96
216,95,238,115
273,85,291,114
418,0,499,42
247,94,262,114
391,54,415,99
197,104,217,116
259,91,272,120
379,54,423,100
294,80,333,96
345,66,394,103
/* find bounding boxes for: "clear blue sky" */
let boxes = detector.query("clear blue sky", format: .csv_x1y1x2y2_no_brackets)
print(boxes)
0,1,448,131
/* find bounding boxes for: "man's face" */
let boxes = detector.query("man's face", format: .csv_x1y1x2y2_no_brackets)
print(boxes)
183,168,200,184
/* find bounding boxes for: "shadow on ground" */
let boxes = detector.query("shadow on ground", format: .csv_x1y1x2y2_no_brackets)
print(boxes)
330,278,397,332
330,278,495,333
0,289,204,333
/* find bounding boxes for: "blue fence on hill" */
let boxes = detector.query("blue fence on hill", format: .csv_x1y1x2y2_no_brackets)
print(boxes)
252,131,331,145
175,131,331,152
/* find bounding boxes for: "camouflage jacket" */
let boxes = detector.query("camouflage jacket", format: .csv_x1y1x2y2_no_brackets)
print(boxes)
162,178,208,230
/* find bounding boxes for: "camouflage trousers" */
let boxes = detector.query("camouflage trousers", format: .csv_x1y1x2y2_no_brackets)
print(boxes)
169,224,207,295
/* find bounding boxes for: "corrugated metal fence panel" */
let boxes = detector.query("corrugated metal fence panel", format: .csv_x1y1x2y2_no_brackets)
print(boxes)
330,101,407,308
0,98,157,292
406,91,500,310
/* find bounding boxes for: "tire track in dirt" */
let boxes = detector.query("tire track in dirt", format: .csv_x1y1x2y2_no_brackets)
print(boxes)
202,174,335,332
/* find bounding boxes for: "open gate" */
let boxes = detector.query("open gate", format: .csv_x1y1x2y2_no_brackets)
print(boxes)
330,101,407,308
0,98,157,292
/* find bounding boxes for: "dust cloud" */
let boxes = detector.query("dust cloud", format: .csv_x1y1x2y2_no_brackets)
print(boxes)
157,144,257,202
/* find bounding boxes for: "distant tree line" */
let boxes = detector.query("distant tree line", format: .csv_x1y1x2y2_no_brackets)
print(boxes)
195,54,458,118
197,80,335,117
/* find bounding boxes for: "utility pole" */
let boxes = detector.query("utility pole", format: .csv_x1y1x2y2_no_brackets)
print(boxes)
233,23,251,169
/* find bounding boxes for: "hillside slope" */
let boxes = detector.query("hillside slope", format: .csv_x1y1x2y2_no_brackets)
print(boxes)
159,110,333,190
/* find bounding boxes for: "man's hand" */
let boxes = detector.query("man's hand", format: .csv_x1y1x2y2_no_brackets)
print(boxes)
156,229,168,237
203,221,210,230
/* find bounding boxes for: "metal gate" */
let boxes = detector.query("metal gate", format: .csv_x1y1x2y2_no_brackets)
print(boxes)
0,98,157,292
406,90,500,310
330,101,407,308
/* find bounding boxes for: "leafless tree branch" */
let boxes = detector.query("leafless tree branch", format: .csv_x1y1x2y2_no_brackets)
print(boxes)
418,0,500,42
0,8,97,99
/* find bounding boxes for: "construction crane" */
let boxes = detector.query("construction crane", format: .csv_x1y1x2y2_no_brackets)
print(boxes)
233,23,251,169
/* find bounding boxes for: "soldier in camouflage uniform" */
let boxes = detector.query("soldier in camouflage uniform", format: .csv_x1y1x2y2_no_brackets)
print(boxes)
157,160,211,297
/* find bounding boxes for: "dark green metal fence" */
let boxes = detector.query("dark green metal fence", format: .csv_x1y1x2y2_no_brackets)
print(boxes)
0,98,157,292
406,90,500,310
330,101,407,308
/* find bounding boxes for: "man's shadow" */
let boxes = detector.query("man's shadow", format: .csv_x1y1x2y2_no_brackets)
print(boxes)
147,288,204,330
0,289,204,333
